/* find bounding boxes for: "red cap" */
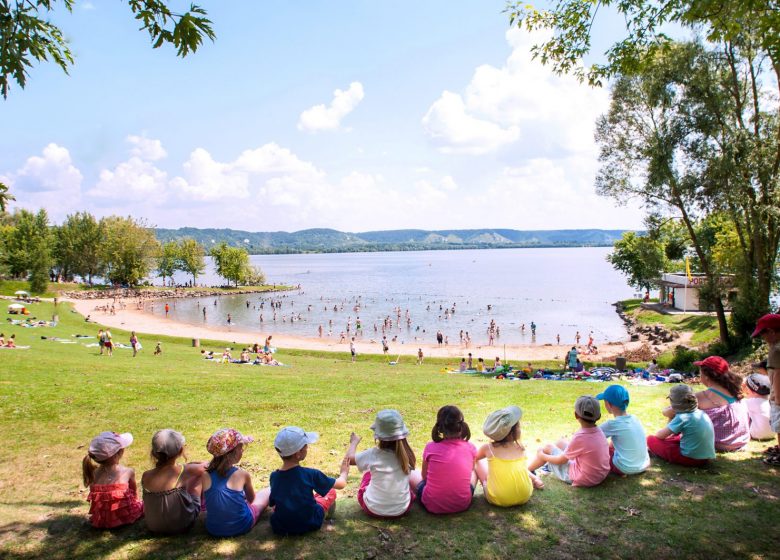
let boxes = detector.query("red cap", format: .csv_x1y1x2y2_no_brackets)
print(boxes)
752,314,780,338
693,356,729,376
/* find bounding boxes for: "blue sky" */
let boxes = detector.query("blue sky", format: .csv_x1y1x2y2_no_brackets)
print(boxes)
0,0,646,231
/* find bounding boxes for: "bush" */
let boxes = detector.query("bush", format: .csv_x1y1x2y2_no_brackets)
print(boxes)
668,345,702,373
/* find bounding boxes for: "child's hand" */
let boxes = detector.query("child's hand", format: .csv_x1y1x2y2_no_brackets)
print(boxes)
349,432,362,446
340,456,350,476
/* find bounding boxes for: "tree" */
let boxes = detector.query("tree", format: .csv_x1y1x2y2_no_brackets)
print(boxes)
176,237,205,285
156,241,179,286
607,232,667,293
210,242,253,287
0,182,13,211
1,209,52,292
508,0,780,328
0,1,215,99
100,216,160,286
595,43,733,342
55,212,104,284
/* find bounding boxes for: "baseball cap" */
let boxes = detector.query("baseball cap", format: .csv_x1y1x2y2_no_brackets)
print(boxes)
574,396,602,422
89,431,133,462
745,373,771,396
693,356,729,376
206,428,254,457
482,406,522,441
668,384,698,413
274,426,319,457
152,429,185,458
596,385,630,410
370,409,410,441
752,314,780,337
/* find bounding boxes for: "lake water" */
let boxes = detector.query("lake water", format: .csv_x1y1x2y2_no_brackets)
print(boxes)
156,247,637,346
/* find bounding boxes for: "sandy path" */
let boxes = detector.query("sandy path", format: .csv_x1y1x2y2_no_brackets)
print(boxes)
65,297,649,363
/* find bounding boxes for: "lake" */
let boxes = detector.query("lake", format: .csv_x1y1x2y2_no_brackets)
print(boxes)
156,247,637,346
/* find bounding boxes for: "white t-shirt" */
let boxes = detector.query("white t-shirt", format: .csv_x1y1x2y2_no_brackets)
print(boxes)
355,447,410,516
746,397,773,440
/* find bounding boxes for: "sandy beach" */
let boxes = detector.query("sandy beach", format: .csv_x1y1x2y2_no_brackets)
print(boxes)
63,296,680,363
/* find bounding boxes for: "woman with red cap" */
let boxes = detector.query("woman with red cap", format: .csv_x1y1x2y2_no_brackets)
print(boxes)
692,356,750,452
752,313,780,460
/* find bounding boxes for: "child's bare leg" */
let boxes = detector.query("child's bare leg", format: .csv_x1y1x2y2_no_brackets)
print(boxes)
527,451,546,473
408,469,423,489
252,487,271,515
470,470,478,488
530,470,545,489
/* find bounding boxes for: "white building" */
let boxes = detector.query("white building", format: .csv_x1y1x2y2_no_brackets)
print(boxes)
658,273,736,312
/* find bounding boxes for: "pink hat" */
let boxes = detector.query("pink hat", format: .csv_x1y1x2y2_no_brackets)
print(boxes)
752,314,780,338
89,431,133,461
206,428,254,457
693,356,729,376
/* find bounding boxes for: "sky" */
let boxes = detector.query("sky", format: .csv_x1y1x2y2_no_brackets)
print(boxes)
0,0,647,232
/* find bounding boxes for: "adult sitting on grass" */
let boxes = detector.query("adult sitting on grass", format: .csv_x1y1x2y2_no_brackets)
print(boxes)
691,356,750,452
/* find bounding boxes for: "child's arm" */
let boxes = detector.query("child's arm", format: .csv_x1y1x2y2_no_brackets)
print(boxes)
474,444,489,461
662,406,676,419
128,468,138,495
536,448,568,465
243,471,256,503
654,426,673,439
332,456,350,490
345,432,361,466
421,457,429,480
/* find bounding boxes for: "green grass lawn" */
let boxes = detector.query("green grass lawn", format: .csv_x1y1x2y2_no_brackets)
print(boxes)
0,301,778,559
622,298,721,345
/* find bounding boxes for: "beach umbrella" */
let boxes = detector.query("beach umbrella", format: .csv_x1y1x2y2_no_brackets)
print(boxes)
14,290,28,296
8,303,25,310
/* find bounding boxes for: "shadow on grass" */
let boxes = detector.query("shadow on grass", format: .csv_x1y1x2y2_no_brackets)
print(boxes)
1,455,778,560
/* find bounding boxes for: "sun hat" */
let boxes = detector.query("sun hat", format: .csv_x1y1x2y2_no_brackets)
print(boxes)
596,385,630,410
152,429,185,458
693,356,729,376
668,384,698,413
371,409,410,441
745,373,771,396
274,426,319,457
206,428,254,457
482,406,522,441
752,314,780,338
575,396,601,422
89,431,134,462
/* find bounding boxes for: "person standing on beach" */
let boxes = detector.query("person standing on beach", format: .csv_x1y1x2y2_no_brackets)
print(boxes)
165,304,170,317
575,331,581,345
382,336,389,355
227,314,232,326
417,348,424,365
350,337,357,363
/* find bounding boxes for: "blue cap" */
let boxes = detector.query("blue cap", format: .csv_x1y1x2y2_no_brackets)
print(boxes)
596,385,630,409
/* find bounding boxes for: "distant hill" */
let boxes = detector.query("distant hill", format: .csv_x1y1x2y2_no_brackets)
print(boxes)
154,227,629,254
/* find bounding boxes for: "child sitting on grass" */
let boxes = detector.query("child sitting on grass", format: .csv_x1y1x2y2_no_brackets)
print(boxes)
270,426,354,535
417,405,477,514
82,431,144,529
528,396,610,487
647,385,715,467
596,385,650,475
201,428,269,537
476,406,543,507
347,410,422,518
142,429,206,534
744,370,773,441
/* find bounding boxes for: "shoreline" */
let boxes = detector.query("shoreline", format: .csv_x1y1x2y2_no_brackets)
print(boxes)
63,297,686,362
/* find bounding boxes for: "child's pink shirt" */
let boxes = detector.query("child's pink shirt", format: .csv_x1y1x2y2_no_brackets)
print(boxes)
421,439,477,513
564,426,610,487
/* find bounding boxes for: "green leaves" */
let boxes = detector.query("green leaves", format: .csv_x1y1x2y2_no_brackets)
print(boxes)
0,1,214,98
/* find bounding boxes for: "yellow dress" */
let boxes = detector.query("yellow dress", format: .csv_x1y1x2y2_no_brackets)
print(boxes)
485,444,533,507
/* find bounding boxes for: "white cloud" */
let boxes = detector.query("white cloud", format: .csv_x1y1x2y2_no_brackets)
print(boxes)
422,91,520,155
0,143,83,220
298,82,365,132
92,157,169,198
127,135,167,161
423,29,609,156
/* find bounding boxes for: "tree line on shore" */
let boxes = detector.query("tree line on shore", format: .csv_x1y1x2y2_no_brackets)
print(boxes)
0,211,264,293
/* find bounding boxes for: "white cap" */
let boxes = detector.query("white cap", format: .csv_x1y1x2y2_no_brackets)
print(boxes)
274,426,319,457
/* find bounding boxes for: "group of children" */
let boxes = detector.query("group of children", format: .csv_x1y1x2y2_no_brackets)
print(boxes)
78,311,780,538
